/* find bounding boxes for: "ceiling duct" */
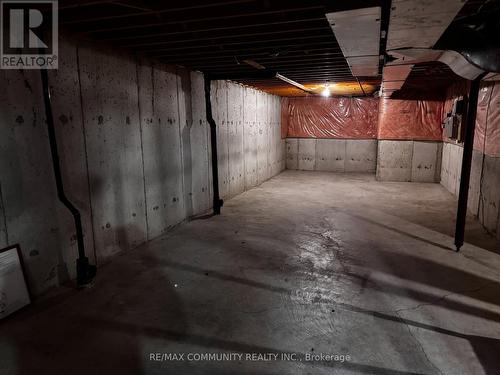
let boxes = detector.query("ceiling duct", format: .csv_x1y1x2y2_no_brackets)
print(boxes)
439,50,485,80
386,48,485,81
436,3,500,74
382,0,467,97
326,7,381,77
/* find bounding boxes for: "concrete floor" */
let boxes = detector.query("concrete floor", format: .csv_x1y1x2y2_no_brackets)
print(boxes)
1,171,500,375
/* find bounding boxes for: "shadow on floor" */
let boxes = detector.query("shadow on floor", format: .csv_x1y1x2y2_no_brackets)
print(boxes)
337,209,455,252
0,249,187,375
72,314,429,375
340,304,500,375
2,207,500,374
147,252,500,374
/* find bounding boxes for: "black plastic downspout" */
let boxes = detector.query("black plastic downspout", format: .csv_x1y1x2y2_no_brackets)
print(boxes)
204,76,223,215
455,72,487,252
40,69,96,286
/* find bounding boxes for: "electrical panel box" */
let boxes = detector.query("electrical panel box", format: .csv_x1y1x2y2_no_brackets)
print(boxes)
455,98,466,142
443,97,467,142
443,115,458,139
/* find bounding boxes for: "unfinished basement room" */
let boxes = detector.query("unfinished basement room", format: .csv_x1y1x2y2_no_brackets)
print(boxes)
1,0,500,374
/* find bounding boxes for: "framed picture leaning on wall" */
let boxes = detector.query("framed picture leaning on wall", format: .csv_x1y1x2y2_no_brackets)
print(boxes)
0,244,31,319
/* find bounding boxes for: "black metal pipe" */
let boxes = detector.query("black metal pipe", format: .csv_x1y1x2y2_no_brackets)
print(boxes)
455,72,487,252
204,76,223,215
356,77,367,96
40,69,96,286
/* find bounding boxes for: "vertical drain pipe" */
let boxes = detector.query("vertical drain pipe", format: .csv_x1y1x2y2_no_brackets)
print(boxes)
41,69,96,286
455,72,487,252
204,76,224,215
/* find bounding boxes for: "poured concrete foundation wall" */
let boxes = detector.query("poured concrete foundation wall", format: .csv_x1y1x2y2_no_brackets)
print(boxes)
285,138,377,173
441,142,500,240
0,39,283,295
441,142,465,198
213,81,284,200
376,140,442,182
285,138,443,182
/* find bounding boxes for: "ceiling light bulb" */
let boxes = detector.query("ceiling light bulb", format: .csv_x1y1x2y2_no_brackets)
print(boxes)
321,86,331,97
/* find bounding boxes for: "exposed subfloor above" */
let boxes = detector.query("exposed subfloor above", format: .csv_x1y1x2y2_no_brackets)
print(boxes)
1,171,499,374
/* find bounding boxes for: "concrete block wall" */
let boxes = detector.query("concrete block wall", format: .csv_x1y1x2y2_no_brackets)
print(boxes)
0,39,283,295
441,142,500,239
376,140,442,182
285,138,377,173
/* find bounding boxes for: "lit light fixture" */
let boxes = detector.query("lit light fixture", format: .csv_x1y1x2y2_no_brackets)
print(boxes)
321,84,331,97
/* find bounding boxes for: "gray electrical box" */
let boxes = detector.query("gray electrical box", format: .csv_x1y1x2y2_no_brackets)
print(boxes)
443,115,458,139
443,97,466,141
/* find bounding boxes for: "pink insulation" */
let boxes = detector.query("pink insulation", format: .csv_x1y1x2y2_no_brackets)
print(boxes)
377,98,444,140
283,97,378,139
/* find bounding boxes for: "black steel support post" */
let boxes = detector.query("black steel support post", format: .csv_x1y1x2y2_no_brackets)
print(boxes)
40,69,96,286
204,76,223,215
455,73,487,252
